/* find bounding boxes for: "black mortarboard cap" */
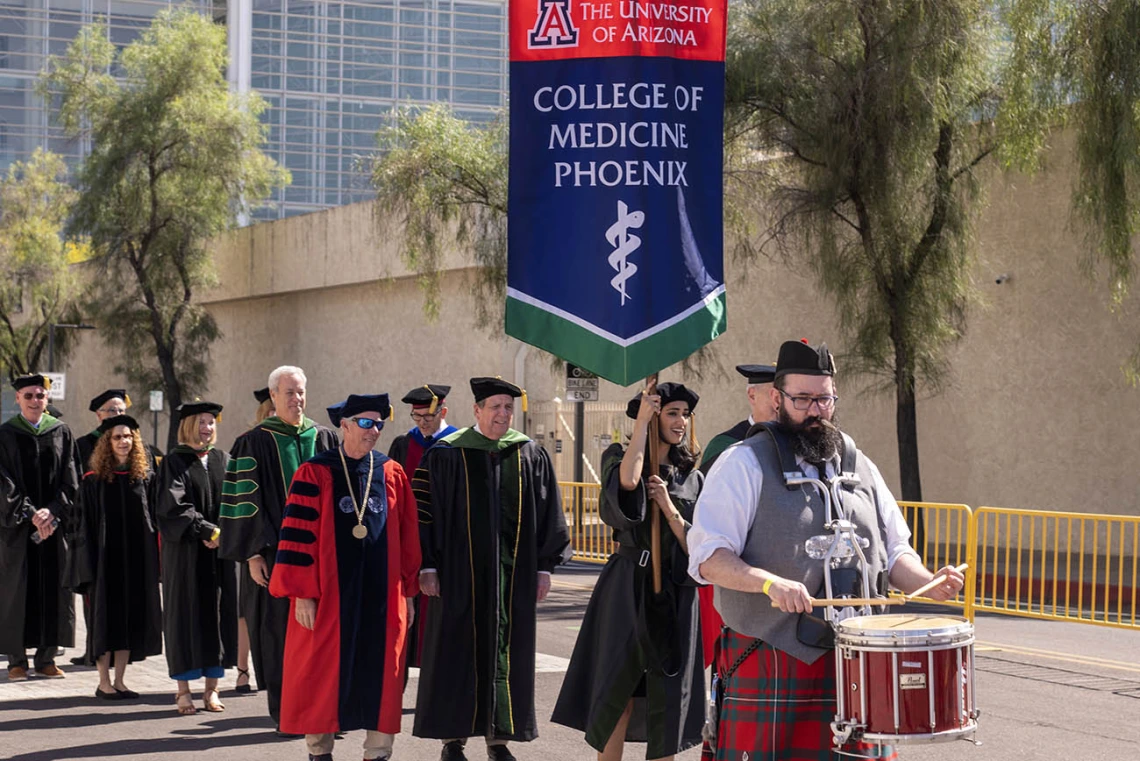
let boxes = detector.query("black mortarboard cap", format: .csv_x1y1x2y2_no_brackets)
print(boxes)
47,404,64,418
625,382,700,420
775,339,835,379
98,414,140,434
470,377,527,411
340,394,393,422
401,384,451,414
735,364,777,384
253,387,271,404
327,400,346,428
12,374,50,391
177,401,224,421
89,389,130,412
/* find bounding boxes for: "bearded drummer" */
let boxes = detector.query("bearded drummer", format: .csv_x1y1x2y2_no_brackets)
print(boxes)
687,339,964,761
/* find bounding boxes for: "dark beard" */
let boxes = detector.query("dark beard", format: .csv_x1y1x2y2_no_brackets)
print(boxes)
776,407,843,463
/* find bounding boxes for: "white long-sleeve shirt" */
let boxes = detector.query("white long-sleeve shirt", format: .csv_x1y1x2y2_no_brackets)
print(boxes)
687,442,920,585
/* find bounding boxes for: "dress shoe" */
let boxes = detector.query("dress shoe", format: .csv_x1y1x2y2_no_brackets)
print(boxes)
441,741,468,761
34,664,65,678
275,730,303,740
95,687,122,700
308,755,332,761
114,687,140,699
486,746,516,761
7,666,28,681
69,654,92,666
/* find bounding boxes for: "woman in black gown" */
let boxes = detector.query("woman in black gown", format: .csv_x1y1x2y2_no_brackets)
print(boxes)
156,402,235,715
76,415,161,700
552,383,705,760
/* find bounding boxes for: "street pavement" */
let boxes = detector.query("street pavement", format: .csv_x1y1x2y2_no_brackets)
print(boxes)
2,562,1138,761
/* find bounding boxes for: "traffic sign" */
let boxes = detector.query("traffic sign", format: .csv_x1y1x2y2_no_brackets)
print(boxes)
149,390,164,412
43,372,66,400
566,363,599,401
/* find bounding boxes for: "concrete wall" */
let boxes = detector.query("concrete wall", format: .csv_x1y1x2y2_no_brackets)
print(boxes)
52,148,1140,516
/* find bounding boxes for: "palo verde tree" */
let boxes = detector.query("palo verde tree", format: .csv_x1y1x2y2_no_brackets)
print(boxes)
40,9,287,449
0,148,83,381
372,105,508,328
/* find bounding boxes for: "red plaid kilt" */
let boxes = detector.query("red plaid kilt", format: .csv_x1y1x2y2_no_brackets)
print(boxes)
703,629,898,761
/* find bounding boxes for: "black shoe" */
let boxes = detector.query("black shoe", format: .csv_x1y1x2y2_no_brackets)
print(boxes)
234,667,254,694
114,687,140,699
441,741,467,761
69,654,91,666
94,687,122,701
308,755,332,761
486,746,516,761
275,730,303,740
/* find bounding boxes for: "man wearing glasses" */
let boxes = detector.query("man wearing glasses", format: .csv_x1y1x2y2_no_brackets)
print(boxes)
387,384,458,479
688,339,965,761
0,374,79,681
271,394,421,761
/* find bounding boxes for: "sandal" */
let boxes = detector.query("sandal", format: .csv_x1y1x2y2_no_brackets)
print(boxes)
175,691,197,715
202,688,225,712
234,667,254,694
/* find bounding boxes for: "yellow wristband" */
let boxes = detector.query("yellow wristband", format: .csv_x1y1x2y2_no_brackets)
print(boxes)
762,578,774,596
210,527,221,542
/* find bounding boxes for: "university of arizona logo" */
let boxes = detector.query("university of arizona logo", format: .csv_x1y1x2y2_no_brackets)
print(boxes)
528,0,579,49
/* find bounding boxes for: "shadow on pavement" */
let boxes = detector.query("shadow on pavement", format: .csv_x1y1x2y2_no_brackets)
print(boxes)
3,731,288,761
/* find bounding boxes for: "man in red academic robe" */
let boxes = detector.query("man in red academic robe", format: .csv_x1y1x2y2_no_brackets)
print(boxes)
270,393,420,761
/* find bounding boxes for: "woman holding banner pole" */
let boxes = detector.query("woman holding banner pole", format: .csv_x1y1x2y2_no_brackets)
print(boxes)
552,383,705,760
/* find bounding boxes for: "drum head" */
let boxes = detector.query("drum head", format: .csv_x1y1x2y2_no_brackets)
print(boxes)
836,614,974,648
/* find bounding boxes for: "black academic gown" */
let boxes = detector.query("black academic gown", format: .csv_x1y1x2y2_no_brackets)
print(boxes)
156,446,237,676
0,415,78,656
698,419,751,475
74,471,162,661
412,427,571,742
552,443,705,758
218,416,338,723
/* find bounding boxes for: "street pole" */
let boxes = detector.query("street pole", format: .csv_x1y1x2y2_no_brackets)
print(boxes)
574,401,585,535
153,409,159,451
47,326,55,372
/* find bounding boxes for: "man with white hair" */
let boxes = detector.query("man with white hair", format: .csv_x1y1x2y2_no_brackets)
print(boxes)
219,366,338,733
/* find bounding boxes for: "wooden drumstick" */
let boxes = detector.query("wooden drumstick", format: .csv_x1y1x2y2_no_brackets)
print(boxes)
770,597,906,608
906,563,969,600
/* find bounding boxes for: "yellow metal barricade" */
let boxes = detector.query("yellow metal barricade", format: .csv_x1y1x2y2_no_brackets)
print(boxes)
973,507,1139,630
895,502,976,618
560,481,613,564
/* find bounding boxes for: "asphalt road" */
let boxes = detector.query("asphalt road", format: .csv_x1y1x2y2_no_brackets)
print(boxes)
2,562,1138,761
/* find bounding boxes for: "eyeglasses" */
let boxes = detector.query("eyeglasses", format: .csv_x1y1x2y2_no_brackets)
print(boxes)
21,393,46,400
349,417,384,430
99,407,127,415
411,411,440,422
778,389,839,411
111,433,134,442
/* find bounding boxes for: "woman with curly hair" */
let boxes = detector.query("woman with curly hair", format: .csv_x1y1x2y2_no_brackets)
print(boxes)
156,401,236,715
553,383,706,760
74,414,162,700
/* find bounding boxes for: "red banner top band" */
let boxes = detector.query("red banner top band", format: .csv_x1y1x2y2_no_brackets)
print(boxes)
510,0,727,62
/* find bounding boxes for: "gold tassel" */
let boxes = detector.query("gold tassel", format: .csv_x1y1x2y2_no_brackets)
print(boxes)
42,376,52,390
521,389,528,413
124,394,132,408
425,384,438,415
387,406,394,422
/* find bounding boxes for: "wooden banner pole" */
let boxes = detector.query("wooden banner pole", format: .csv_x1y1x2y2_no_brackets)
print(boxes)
646,373,662,594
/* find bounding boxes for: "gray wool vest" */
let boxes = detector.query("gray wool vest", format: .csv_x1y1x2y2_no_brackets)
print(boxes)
714,430,890,664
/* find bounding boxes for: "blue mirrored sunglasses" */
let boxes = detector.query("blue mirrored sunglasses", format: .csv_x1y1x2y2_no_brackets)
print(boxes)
350,417,384,430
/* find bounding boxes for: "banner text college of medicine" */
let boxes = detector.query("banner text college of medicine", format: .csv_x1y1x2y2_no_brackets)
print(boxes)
506,0,728,385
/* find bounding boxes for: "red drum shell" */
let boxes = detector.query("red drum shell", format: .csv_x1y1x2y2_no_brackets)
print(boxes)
834,614,977,744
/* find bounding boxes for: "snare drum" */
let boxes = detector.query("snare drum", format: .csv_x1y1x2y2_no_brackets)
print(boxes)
832,614,978,745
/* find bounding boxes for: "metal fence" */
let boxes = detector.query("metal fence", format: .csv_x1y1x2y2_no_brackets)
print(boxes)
557,486,1139,631
972,507,1138,630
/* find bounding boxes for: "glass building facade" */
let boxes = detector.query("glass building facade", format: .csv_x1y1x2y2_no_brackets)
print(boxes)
0,0,507,219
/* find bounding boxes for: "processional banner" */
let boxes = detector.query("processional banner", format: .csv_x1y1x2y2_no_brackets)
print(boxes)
506,0,728,385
